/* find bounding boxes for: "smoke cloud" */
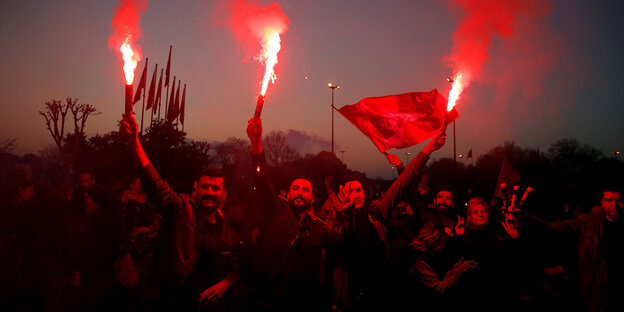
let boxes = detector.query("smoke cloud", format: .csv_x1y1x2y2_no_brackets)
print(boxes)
108,0,148,59
219,0,290,62
442,0,568,148
445,0,551,92
284,129,332,156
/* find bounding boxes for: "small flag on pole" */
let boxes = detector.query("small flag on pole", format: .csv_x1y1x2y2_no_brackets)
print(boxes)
133,58,148,104
146,64,158,110
493,160,521,200
180,84,186,125
173,81,181,120
165,46,172,87
155,68,163,115
167,77,176,122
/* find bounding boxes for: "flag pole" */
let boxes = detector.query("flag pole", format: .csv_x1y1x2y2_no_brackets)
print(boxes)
150,99,154,128
140,86,146,135
156,68,163,123
453,119,457,180
157,91,162,122
164,45,172,121
181,83,186,132
149,70,155,129
453,120,456,164
174,80,179,130
175,87,179,130
165,84,169,120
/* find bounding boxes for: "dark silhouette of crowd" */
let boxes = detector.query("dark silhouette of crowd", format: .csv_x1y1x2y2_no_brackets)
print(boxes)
1,114,622,312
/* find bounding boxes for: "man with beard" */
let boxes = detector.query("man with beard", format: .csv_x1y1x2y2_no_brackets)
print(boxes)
120,114,240,311
420,187,463,237
244,117,341,312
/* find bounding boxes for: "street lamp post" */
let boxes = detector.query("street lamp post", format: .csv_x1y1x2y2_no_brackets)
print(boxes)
328,83,340,155
405,152,412,164
454,121,457,164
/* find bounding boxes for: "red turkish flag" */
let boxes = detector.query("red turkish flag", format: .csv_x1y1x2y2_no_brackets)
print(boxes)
338,89,458,152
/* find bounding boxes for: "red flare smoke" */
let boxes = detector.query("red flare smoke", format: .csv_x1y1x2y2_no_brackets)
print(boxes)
108,0,147,85
225,0,290,97
444,0,549,109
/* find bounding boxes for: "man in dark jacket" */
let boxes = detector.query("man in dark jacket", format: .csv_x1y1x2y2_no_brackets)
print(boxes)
121,114,240,311
537,187,624,312
244,117,341,312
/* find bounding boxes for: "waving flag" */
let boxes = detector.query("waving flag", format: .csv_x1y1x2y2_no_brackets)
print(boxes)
338,89,458,152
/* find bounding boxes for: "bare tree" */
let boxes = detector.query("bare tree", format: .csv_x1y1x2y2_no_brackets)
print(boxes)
263,131,299,168
39,98,71,152
39,97,99,153
0,138,17,154
215,137,250,169
70,101,100,135
190,140,211,159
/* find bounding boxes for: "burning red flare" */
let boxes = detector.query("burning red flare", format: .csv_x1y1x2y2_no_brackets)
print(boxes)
259,32,281,96
447,74,464,111
108,0,147,85
120,41,140,84
225,0,290,98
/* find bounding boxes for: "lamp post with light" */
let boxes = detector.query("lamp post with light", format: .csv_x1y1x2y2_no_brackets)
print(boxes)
328,83,340,155
405,152,412,164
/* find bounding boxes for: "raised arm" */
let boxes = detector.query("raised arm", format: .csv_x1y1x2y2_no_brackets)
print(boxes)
375,131,447,219
385,153,405,175
246,117,278,224
532,216,581,234
120,113,184,215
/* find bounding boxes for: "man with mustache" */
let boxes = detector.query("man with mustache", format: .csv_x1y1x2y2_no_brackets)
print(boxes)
415,185,462,239
532,187,624,312
244,117,341,312
433,188,461,236
120,114,240,311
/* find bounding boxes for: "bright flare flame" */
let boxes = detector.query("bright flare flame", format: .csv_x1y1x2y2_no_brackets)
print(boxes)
120,40,139,85
447,74,464,111
259,32,281,96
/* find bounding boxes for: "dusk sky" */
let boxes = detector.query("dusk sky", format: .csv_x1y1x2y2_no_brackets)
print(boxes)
1,0,623,179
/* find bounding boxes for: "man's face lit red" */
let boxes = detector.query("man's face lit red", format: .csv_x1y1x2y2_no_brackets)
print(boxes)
602,191,624,222
468,204,489,228
435,191,454,214
79,173,95,191
288,179,314,212
193,176,227,214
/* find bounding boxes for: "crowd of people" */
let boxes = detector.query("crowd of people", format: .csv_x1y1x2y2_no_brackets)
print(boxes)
1,114,622,312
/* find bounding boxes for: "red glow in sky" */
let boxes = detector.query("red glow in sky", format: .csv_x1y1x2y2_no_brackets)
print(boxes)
221,0,290,97
445,0,551,108
1,0,623,179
